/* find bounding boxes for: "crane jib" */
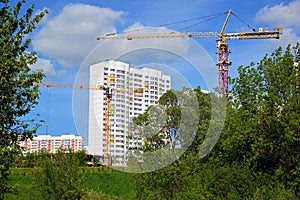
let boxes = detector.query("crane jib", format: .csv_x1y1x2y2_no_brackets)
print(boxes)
97,30,281,40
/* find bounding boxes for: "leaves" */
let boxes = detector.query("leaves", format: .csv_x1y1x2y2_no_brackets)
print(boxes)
0,0,47,198
223,43,300,194
133,44,300,198
35,151,85,200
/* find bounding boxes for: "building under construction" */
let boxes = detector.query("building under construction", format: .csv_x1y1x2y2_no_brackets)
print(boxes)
88,60,171,166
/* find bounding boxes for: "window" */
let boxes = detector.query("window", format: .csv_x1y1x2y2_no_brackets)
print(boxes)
117,70,125,74
117,74,125,79
134,73,142,78
41,140,48,145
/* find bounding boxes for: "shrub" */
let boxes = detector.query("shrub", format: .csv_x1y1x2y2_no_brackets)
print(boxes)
34,151,85,200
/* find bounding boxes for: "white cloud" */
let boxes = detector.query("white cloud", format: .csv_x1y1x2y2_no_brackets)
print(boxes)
255,0,300,29
93,23,192,65
30,58,57,76
255,0,300,48
32,4,124,68
269,28,300,48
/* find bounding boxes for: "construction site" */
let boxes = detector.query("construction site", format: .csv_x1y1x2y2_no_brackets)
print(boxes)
4,0,300,198
38,10,282,167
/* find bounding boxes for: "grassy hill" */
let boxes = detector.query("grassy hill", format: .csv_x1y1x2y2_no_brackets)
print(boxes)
6,168,134,200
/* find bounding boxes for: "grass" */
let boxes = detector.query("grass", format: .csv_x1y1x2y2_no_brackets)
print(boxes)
83,172,135,199
5,175,35,200
5,168,135,200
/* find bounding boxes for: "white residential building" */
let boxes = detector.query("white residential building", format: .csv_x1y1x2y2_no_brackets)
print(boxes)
88,60,171,165
20,134,84,154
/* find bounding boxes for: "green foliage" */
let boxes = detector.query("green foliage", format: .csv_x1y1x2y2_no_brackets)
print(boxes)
5,175,34,200
134,159,297,200
0,147,15,197
176,164,262,200
250,184,297,200
130,87,210,153
12,150,88,168
34,151,85,200
133,88,215,199
133,50,300,198
82,190,123,200
220,44,300,194
0,0,47,198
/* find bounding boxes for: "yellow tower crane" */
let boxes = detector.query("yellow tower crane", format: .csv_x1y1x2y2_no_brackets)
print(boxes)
38,80,143,166
97,76,143,166
97,10,282,96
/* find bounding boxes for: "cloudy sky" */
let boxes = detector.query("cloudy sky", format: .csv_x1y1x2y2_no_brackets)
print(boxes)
18,0,300,142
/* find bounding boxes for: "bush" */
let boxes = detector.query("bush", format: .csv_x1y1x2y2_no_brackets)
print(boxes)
134,162,298,200
82,190,123,200
250,185,297,200
34,151,85,200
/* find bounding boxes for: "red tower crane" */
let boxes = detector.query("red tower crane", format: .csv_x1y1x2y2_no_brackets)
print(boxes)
97,10,282,96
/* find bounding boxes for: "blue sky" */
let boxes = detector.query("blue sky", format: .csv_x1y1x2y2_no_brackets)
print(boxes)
18,0,300,144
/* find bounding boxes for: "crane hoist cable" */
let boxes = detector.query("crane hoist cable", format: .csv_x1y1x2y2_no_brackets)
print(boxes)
159,12,226,27
178,14,226,32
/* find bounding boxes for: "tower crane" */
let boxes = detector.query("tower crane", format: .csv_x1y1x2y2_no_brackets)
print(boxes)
38,80,144,166
96,10,282,96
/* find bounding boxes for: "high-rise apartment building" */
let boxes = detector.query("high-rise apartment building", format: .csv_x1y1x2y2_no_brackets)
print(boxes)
88,60,171,165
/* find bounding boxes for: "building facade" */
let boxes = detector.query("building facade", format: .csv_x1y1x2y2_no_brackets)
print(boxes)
88,60,171,165
20,134,84,154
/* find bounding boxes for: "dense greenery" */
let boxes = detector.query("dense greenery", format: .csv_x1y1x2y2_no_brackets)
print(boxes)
0,0,47,198
12,150,87,168
132,44,300,199
34,151,85,200
219,44,300,194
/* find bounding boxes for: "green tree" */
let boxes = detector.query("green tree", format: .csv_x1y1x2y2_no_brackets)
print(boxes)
220,44,300,194
0,0,47,198
133,87,215,199
35,151,85,200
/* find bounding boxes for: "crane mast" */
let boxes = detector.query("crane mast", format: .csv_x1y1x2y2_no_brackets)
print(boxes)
100,76,114,166
39,80,144,166
216,10,232,96
97,10,282,95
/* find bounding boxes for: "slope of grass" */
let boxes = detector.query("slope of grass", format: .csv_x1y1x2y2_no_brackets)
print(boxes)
5,168,135,200
83,172,135,199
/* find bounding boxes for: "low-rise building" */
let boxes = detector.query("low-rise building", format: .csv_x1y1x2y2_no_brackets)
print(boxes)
20,134,84,154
